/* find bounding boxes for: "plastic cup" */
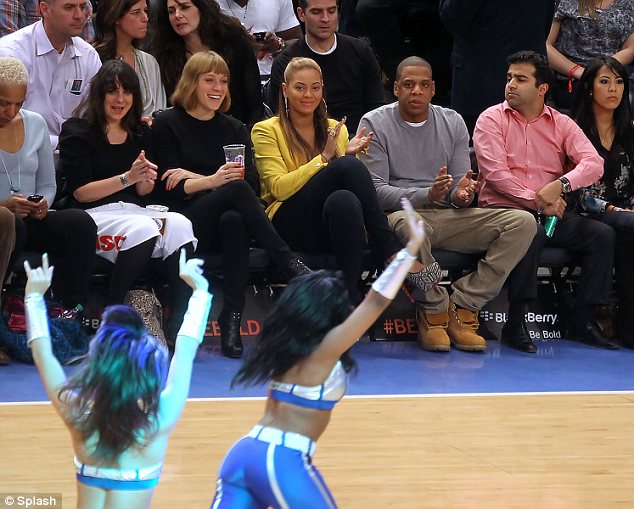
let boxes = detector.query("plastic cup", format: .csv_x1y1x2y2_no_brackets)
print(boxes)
146,205,169,234
223,144,246,166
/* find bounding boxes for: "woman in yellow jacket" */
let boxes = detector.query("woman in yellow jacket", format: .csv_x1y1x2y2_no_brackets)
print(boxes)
252,57,439,301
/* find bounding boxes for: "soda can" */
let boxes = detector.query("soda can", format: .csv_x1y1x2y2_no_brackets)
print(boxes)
544,215,558,238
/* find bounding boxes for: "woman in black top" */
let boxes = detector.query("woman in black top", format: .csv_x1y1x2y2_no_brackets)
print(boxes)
152,51,308,358
151,0,262,127
59,60,197,337
571,56,634,345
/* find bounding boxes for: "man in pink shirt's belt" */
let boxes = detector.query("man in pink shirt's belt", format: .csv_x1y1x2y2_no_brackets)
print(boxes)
474,50,618,352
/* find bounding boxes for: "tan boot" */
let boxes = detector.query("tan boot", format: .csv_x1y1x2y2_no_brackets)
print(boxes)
447,301,486,352
415,305,451,352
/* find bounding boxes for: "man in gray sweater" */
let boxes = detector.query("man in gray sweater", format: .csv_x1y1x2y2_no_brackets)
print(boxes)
358,56,537,353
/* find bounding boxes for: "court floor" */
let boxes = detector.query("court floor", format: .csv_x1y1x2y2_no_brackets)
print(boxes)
2,338,634,508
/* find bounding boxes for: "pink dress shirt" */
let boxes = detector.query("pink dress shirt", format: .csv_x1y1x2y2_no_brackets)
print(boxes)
473,101,603,211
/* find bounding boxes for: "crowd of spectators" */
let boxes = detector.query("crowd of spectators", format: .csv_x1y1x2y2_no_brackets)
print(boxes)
0,0,633,364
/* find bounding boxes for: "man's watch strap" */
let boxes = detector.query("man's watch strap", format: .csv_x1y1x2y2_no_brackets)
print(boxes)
558,176,572,194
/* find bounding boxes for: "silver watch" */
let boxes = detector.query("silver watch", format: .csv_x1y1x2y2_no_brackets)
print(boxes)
558,176,572,194
119,173,130,187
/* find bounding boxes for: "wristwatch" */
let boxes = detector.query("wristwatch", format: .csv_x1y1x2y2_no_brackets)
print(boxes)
119,172,130,187
558,176,572,194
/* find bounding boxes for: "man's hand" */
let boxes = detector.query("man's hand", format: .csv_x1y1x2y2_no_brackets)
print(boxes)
451,170,479,207
535,179,564,210
428,166,453,204
541,196,566,219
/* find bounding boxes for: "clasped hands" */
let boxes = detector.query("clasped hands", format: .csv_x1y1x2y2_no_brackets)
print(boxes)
535,180,566,219
128,150,158,186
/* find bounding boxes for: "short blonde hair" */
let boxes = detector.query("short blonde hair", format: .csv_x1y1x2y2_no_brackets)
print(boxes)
0,57,28,86
171,51,231,112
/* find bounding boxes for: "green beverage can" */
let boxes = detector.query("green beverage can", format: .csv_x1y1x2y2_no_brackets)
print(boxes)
544,215,558,238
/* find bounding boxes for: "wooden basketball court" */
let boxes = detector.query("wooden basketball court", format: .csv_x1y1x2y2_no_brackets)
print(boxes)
3,392,634,508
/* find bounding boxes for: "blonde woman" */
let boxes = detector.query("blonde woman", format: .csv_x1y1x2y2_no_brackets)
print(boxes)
252,57,441,302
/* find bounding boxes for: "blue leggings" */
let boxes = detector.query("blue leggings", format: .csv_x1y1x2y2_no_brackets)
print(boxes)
210,435,337,509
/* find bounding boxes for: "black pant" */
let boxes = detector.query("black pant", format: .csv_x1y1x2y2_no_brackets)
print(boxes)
507,211,614,309
588,211,634,338
272,156,402,298
13,209,97,307
183,180,293,312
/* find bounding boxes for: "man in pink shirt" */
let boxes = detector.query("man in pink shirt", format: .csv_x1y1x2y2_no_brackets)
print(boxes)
474,50,617,351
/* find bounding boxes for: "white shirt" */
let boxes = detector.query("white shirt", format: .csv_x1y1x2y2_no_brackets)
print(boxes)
215,0,299,76
0,21,102,149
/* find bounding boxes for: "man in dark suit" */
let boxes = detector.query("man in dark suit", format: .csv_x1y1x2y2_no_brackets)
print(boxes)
439,0,555,136
265,0,385,134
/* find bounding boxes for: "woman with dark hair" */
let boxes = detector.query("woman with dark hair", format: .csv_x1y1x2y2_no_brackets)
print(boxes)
571,56,634,346
25,250,211,509
59,60,196,337
151,0,262,126
210,199,423,508
546,0,634,109
93,0,166,117
0,56,96,319
153,51,309,358
252,57,441,302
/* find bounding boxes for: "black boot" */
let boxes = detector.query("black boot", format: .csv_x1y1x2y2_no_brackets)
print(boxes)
219,310,243,358
279,256,311,281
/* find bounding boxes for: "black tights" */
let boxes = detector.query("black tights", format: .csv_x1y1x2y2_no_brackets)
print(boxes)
107,238,156,305
183,180,293,312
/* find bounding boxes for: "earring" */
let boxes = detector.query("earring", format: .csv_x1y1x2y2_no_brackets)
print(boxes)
284,96,289,115
321,97,327,111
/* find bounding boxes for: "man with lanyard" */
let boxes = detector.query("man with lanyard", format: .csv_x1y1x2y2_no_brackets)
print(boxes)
0,0,101,149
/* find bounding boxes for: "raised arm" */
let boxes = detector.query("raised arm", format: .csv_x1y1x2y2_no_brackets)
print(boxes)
315,199,424,362
24,254,69,418
158,250,212,431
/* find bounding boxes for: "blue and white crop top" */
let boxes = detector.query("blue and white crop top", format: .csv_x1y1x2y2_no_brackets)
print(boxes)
74,457,162,490
269,361,348,410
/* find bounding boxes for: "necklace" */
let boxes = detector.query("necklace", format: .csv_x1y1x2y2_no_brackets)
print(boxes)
225,0,249,26
1,120,21,194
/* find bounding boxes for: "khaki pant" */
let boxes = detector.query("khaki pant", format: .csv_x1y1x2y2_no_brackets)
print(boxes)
388,207,536,313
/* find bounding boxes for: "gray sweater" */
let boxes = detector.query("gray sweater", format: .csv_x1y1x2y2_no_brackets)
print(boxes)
0,109,56,204
358,102,470,212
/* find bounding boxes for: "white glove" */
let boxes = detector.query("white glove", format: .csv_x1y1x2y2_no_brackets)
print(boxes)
24,253,54,297
23,254,54,346
177,250,212,343
179,249,208,292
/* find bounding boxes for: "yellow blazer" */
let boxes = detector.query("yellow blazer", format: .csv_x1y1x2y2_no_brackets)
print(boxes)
252,117,349,218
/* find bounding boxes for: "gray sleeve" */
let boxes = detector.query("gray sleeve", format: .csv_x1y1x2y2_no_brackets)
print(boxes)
446,113,472,203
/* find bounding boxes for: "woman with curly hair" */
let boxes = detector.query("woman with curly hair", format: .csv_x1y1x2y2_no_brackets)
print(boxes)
93,0,167,118
151,0,262,126
210,199,424,508
571,56,634,346
24,250,211,509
